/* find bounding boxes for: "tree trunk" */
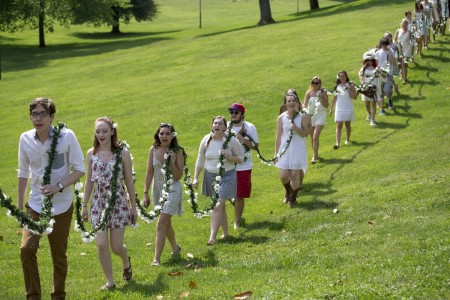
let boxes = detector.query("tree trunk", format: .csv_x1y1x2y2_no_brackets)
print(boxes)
258,0,275,26
38,0,46,48
111,7,121,34
309,0,319,10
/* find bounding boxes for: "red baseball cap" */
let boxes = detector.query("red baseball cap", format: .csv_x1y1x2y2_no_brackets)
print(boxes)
228,103,245,114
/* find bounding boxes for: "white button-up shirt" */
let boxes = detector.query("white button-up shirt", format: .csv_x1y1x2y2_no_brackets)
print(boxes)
18,127,85,215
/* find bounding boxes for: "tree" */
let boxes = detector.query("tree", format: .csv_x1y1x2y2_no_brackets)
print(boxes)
309,0,320,10
257,0,275,26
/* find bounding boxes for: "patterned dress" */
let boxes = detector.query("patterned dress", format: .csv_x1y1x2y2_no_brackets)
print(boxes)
90,150,130,228
152,149,183,216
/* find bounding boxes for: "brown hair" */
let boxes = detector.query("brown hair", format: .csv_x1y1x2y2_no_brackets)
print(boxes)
93,116,121,154
29,97,56,116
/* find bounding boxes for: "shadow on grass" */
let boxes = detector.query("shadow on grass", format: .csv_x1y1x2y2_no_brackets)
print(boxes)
119,273,167,296
163,249,219,268
295,199,338,211
196,0,394,38
1,30,179,73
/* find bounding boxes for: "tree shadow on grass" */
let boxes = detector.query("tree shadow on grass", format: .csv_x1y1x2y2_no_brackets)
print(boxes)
1,31,178,73
294,199,338,211
118,273,167,297
243,219,286,232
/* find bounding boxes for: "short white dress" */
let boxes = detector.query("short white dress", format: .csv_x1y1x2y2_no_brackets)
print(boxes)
308,96,327,126
334,84,354,122
397,29,413,58
152,149,183,216
275,112,307,171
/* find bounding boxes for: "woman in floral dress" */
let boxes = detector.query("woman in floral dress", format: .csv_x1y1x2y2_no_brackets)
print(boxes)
143,123,184,266
82,116,137,290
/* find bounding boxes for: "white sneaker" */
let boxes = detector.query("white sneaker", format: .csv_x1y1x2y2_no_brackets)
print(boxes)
370,120,376,126
366,115,371,121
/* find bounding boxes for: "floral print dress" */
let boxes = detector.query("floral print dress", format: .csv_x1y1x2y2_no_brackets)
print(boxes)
90,150,130,228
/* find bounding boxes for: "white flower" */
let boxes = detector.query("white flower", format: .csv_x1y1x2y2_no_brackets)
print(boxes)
6,210,12,217
74,182,83,191
172,132,177,137
185,178,192,185
217,163,221,168
113,123,118,129
215,176,222,181
43,227,53,235
161,169,166,175
74,223,81,232
214,183,220,193
130,223,140,229
107,190,112,197
48,218,56,226
164,153,169,159
154,205,162,211
78,193,84,199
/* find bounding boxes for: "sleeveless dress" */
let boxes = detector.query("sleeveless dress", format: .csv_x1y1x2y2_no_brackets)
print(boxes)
397,29,413,58
308,96,326,126
275,112,307,171
90,150,130,229
335,84,354,122
360,66,379,101
152,150,183,216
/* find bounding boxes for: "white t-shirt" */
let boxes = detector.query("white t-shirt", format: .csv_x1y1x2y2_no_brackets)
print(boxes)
375,48,395,75
230,121,259,171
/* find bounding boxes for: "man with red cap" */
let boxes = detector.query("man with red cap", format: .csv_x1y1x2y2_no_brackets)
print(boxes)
228,103,259,229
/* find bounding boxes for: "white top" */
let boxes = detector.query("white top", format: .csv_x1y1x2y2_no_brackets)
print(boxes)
18,127,85,215
195,134,244,174
375,48,395,75
230,121,259,171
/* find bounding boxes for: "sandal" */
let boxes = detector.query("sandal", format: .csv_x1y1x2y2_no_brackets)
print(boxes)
311,158,317,164
123,256,132,281
172,245,182,256
206,239,215,246
100,282,116,291
333,144,340,150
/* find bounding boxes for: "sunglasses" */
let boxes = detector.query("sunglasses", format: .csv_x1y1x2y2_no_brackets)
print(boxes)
311,81,320,85
230,111,241,115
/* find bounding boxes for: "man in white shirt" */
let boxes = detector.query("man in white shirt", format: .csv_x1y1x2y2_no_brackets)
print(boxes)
375,37,397,114
18,97,85,300
228,103,259,229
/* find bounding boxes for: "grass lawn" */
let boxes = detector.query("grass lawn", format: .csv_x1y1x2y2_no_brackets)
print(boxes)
0,0,449,298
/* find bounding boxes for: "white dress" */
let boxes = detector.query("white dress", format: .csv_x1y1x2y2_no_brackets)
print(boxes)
397,29,413,58
308,96,326,126
152,150,183,216
335,84,354,122
275,112,307,171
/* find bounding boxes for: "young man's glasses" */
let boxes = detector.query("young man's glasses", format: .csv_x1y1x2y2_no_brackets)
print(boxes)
30,111,49,119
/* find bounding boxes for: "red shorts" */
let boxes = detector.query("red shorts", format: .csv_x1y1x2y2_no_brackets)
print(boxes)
236,170,252,199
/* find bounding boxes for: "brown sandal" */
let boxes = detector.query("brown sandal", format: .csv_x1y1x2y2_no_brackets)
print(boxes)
123,256,132,281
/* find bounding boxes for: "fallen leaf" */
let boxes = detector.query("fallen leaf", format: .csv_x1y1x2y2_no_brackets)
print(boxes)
146,242,152,247
189,281,197,289
156,295,164,300
187,253,194,259
233,290,252,299
80,252,86,256
0,235,3,241
168,271,183,276
368,221,374,225
333,209,338,214
180,291,190,298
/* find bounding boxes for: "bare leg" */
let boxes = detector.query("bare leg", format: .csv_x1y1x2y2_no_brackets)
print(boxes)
312,125,324,160
234,198,245,229
96,230,115,286
153,213,176,263
335,122,343,147
344,121,351,143
209,200,226,242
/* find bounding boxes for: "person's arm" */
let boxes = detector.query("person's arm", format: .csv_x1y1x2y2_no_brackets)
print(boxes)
17,177,28,211
122,148,137,224
275,115,283,156
143,147,154,208
82,149,94,221
291,117,311,137
329,95,337,116
347,83,358,100
393,29,399,43
226,137,244,164
321,89,329,108
193,137,206,189
303,91,310,111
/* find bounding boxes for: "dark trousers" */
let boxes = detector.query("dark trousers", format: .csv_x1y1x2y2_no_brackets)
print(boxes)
20,204,73,300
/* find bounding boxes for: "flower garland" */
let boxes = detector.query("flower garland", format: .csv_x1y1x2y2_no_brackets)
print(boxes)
0,122,66,235
180,146,199,215
240,111,298,166
191,122,235,218
74,142,125,243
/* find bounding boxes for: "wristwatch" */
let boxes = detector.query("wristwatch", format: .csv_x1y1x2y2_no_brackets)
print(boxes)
57,182,64,193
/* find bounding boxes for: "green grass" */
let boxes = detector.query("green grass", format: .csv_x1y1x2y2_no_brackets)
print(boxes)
1,0,450,298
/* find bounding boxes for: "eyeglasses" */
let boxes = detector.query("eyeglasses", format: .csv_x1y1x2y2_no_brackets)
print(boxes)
311,82,320,85
230,111,241,115
30,111,49,119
